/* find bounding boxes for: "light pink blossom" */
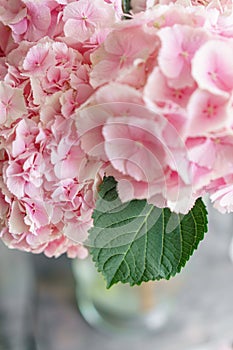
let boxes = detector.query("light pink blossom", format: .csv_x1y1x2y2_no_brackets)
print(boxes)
103,116,167,182
10,1,51,42
144,67,195,110
192,40,233,96
50,137,86,179
23,42,54,75
158,24,209,87
186,89,230,136
210,177,233,213
0,82,26,126
90,24,158,87
63,0,114,42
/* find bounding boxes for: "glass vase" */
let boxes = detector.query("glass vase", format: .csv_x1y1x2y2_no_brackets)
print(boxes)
72,257,184,335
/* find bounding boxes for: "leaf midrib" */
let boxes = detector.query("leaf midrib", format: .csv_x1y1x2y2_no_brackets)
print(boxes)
105,204,155,287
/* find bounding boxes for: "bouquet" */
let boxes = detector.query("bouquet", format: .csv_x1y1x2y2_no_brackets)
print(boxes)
0,0,232,287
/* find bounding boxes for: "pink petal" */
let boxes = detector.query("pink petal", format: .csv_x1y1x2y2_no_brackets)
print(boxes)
9,201,28,235
192,40,233,96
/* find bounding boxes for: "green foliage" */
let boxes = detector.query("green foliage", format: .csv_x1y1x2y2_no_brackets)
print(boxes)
88,177,208,288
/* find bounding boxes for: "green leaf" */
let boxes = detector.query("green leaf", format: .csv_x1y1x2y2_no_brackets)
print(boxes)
87,176,208,288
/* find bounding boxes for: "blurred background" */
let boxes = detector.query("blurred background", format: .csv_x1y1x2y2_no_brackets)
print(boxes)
1,204,233,350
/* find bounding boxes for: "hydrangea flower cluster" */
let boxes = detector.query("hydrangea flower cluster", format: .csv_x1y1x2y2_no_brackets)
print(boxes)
0,0,233,258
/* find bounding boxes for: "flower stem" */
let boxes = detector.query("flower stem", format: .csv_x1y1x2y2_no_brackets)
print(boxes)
122,0,131,14
140,282,155,312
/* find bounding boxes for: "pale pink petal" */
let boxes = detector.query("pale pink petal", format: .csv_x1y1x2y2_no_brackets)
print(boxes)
9,201,28,235
192,40,233,96
23,42,55,75
158,25,208,87
186,89,230,136
103,117,167,182
76,105,110,160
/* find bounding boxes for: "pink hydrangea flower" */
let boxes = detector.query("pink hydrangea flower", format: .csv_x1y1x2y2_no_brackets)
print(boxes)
1,0,233,259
